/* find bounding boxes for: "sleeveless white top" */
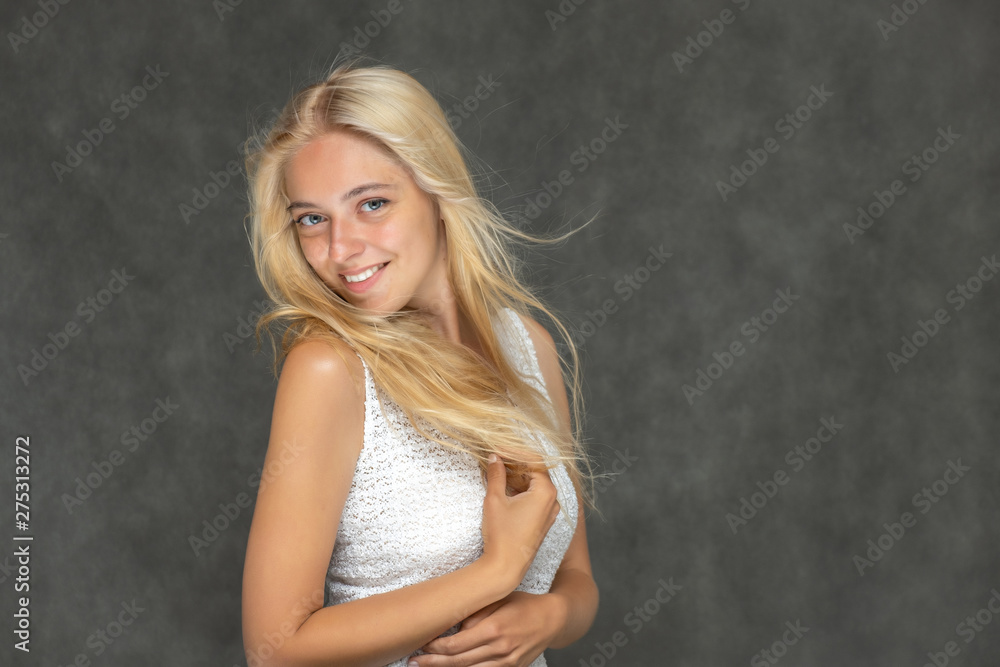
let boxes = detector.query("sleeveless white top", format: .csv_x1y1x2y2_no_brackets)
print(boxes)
324,308,578,667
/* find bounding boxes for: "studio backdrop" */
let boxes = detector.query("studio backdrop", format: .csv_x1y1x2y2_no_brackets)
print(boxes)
2,0,999,665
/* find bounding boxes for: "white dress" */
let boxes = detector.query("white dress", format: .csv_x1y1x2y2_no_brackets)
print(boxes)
324,308,579,667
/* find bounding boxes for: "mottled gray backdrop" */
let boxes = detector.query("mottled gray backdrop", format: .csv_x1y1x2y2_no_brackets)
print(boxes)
2,0,999,665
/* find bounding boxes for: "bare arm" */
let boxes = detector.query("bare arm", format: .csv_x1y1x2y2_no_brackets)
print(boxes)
402,315,600,665
521,314,599,648
545,491,599,648
242,339,560,667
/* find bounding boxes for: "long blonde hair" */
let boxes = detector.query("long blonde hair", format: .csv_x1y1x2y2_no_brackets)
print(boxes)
243,57,596,511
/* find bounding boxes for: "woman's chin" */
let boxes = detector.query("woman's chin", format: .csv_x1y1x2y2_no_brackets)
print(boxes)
339,293,411,317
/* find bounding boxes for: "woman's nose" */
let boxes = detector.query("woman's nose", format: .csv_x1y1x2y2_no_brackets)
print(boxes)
328,220,365,264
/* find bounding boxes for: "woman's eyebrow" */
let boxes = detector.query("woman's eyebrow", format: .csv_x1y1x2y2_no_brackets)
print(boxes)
286,182,399,211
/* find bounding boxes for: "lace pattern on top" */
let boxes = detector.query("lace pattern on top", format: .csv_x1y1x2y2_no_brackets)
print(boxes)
324,308,579,667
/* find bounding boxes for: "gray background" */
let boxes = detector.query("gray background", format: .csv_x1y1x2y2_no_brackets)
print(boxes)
2,0,998,665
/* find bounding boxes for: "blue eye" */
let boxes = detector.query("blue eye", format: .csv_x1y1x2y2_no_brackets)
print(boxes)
296,214,323,227
361,198,388,212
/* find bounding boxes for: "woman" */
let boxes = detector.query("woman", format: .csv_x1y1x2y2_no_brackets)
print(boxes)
241,59,599,667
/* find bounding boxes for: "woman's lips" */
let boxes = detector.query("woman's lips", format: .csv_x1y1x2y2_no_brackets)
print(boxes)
340,262,387,293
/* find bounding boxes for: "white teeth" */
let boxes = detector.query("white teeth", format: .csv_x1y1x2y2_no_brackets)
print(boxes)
343,263,385,283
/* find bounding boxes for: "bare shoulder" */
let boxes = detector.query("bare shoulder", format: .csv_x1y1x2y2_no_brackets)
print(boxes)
512,312,571,427
270,336,366,466
281,336,364,391
513,312,558,366
264,334,366,492
243,336,366,643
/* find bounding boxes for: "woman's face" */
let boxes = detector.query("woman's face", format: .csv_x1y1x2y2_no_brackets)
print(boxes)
283,130,448,314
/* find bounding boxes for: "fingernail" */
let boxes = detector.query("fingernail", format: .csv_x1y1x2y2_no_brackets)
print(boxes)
488,453,498,463
408,661,419,667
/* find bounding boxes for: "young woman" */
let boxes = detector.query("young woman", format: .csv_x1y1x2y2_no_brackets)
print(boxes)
240,59,599,667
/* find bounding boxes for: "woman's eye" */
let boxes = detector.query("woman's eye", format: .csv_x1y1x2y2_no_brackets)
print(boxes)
296,214,323,227
361,198,388,213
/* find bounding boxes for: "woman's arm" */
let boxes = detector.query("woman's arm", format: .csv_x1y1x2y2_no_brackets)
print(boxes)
241,339,560,667
521,313,599,647
413,491,596,666
545,489,599,648
414,316,599,664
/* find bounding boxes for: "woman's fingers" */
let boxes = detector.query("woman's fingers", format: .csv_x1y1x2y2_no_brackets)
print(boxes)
525,467,557,497
480,455,565,587
485,453,507,498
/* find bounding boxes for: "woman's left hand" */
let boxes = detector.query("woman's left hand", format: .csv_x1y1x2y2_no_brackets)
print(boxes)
411,591,564,666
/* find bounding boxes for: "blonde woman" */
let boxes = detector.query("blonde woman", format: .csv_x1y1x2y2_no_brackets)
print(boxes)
241,59,599,667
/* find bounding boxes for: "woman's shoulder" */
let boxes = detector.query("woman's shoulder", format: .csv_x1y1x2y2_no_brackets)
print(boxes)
280,335,366,401
504,309,557,368
514,311,554,343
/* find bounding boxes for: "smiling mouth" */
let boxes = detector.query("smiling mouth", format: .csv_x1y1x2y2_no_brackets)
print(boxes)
342,262,387,284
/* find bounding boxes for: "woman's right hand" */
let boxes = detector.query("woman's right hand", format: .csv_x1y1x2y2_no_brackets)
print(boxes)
480,453,561,592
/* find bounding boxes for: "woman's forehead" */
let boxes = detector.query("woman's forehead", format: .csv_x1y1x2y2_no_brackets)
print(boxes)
285,132,409,195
